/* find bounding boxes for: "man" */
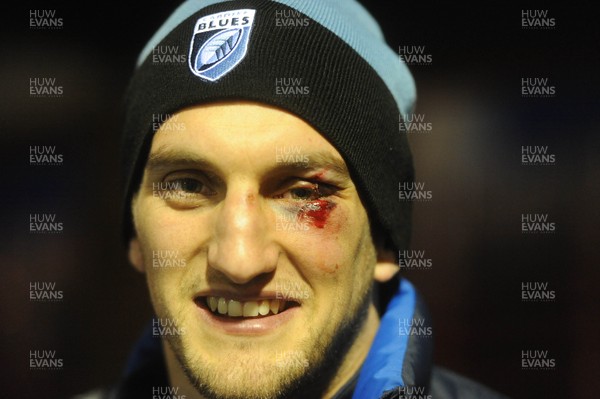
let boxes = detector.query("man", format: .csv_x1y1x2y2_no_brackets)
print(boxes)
93,0,508,397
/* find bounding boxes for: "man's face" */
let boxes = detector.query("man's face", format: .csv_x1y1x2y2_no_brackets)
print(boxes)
129,102,390,399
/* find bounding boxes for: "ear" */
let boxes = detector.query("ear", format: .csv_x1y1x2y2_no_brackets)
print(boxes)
374,247,399,283
128,237,146,273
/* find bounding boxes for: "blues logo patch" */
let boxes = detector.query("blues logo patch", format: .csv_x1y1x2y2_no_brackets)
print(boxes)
188,9,256,81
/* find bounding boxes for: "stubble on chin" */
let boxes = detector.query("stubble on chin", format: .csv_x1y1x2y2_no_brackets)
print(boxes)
159,285,373,399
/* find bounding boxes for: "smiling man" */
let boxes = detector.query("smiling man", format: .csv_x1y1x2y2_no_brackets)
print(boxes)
98,0,509,398
129,102,389,399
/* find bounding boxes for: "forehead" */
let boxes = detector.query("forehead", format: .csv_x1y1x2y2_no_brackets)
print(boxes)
147,102,350,178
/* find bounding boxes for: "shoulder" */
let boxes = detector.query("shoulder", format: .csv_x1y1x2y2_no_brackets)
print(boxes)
429,366,510,399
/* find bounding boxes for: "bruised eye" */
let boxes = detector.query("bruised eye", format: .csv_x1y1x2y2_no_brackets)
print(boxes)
289,186,320,200
274,182,335,201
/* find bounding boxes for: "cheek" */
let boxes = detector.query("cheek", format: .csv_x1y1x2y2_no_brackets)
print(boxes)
137,201,201,249
135,202,204,283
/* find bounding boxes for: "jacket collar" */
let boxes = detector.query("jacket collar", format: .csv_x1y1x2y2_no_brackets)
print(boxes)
353,278,433,398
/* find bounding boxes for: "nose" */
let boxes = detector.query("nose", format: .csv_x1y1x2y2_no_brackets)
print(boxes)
207,188,279,284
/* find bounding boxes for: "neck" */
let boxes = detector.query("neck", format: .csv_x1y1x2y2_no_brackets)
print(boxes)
321,304,380,398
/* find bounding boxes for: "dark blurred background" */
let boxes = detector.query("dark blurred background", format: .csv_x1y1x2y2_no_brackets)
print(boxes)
1,2,598,398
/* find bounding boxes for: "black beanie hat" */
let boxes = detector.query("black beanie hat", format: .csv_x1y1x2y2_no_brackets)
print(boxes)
121,0,416,253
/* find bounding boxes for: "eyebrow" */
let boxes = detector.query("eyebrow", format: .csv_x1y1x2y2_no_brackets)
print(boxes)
275,151,349,177
145,145,349,178
146,146,215,171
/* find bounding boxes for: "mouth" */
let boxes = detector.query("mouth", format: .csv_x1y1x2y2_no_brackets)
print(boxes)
195,295,301,318
193,295,302,335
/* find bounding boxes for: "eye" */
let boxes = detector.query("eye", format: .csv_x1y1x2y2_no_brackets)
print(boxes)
153,173,217,207
289,186,319,200
274,182,335,201
167,178,207,194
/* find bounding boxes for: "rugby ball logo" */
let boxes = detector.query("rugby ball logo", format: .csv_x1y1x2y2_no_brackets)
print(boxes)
188,9,256,81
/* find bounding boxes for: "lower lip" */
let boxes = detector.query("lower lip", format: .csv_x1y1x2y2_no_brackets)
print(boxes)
195,302,300,335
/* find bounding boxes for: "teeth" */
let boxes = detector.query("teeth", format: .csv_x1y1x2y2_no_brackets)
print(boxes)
217,297,227,314
205,296,289,317
228,300,242,317
258,300,270,316
270,299,280,315
207,297,217,312
243,301,259,317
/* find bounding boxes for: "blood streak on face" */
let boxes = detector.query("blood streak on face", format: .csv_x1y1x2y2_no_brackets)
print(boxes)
299,199,336,228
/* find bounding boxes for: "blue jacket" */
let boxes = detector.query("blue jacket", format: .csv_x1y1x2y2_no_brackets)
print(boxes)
93,279,509,399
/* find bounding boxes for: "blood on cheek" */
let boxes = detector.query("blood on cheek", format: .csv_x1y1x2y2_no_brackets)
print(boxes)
298,199,336,228
276,198,341,273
